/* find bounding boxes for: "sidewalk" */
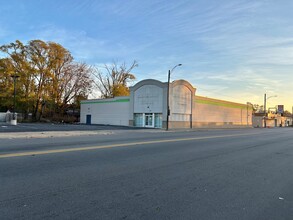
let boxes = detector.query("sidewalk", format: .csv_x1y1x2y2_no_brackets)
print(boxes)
0,130,114,139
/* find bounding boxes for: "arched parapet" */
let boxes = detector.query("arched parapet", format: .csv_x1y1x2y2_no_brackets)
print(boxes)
130,80,165,111
171,79,196,95
130,79,165,92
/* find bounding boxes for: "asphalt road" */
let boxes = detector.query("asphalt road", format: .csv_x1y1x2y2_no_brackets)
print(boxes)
0,127,292,220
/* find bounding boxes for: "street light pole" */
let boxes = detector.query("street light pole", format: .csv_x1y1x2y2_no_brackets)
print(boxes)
11,74,20,121
166,64,182,131
264,93,266,128
263,93,277,128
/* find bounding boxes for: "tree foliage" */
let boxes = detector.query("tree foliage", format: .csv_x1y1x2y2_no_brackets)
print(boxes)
94,60,138,98
0,40,94,121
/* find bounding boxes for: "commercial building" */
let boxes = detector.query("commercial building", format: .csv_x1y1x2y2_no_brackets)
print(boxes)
80,79,253,129
252,112,292,128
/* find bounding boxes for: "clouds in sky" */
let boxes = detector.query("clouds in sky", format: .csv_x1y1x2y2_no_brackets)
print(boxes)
1,0,293,108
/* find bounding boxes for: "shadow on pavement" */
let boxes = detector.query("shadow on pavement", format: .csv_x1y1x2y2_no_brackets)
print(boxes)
0,123,150,133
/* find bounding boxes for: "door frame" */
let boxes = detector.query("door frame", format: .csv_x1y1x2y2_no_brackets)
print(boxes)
86,114,91,125
144,113,154,128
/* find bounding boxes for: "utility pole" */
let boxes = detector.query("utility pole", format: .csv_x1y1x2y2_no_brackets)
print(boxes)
11,74,20,122
264,93,266,128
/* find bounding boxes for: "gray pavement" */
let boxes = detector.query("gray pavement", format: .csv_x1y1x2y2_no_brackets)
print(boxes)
0,122,158,139
0,127,292,219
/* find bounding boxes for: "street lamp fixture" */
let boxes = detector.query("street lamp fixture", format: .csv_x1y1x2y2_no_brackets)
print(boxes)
166,64,182,131
264,94,277,128
10,74,20,121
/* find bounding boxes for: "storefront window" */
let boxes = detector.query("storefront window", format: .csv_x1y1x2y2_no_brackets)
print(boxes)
155,113,162,128
134,113,143,127
134,113,162,128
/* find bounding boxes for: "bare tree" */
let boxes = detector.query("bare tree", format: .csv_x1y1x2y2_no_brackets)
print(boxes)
59,62,94,112
93,60,138,98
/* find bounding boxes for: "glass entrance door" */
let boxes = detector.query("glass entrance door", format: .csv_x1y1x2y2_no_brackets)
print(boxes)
145,113,153,127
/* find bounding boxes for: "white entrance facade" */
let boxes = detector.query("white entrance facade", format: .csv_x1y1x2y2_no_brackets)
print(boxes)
130,80,165,128
134,113,162,128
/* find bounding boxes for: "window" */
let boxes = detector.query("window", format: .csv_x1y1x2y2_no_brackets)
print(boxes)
134,113,143,127
134,113,162,128
154,113,162,128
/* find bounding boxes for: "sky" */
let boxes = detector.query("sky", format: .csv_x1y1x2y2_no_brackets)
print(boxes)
1,0,293,110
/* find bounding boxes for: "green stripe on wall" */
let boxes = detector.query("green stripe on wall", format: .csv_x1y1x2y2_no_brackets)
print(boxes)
81,98,130,104
195,98,249,110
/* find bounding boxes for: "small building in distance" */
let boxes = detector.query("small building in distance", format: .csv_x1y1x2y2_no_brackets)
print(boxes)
80,79,253,129
252,109,292,128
